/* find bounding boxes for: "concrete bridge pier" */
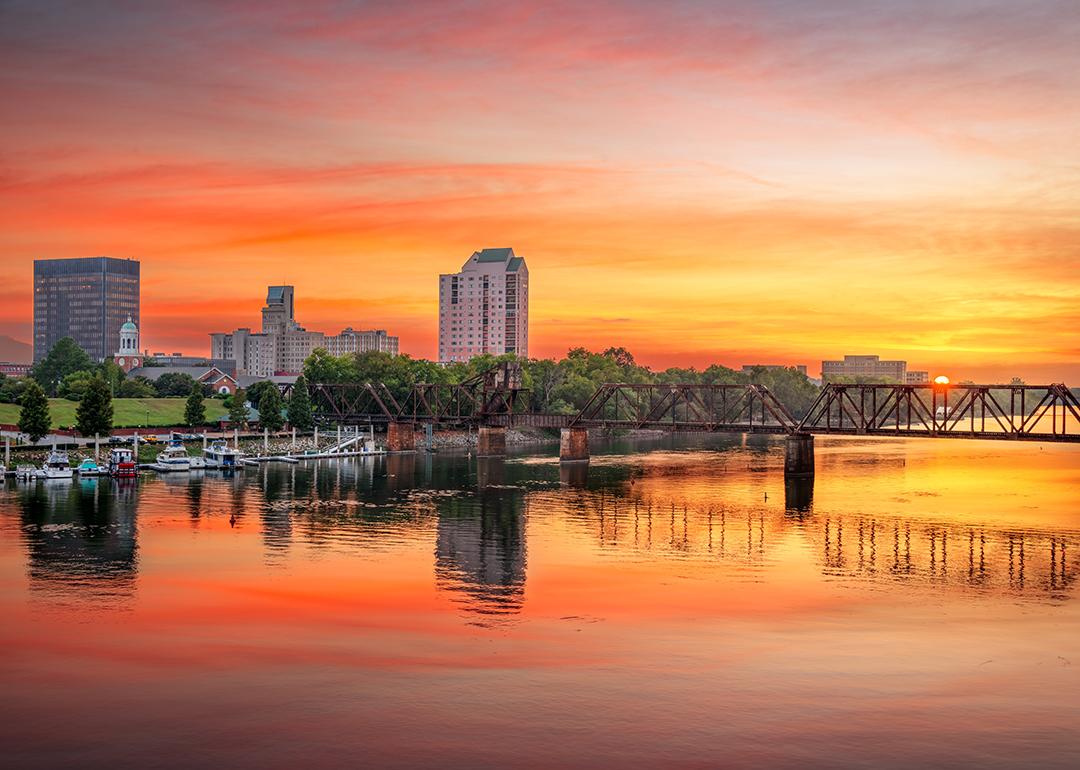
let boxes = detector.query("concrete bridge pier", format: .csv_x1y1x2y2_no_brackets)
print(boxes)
387,421,416,453
477,426,506,457
560,427,589,463
784,432,815,477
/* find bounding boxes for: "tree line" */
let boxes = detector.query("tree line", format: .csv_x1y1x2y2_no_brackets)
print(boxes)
303,346,822,418
5,337,317,442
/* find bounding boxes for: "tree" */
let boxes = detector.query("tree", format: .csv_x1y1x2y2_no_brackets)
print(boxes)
258,385,284,432
184,383,206,427
58,369,95,400
228,388,249,426
99,359,125,396
31,337,94,395
246,380,278,414
118,377,156,398
0,374,29,404
75,375,113,437
154,372,198,397
287,375,313,430
18,381,51,443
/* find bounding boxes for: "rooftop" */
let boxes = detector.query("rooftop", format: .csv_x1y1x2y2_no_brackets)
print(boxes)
473,247,515,263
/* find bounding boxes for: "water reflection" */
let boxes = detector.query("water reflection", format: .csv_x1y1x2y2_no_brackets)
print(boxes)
435,485,527,620
2,438,1078,616
14,478,138,605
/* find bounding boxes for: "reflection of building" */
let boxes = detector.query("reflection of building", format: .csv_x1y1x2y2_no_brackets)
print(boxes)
435,490,527,616
17,479,139,603
34,256,140,362
821,354,907,383
211,285,399,377
438,248,529,362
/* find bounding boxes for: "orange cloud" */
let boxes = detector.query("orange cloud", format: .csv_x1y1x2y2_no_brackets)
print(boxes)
1,1,1077,380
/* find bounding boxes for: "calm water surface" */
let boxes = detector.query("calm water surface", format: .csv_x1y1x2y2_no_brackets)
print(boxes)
1,435,1078,768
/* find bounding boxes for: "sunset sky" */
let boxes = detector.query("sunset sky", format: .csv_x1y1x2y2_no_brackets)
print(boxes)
2,0,1078,380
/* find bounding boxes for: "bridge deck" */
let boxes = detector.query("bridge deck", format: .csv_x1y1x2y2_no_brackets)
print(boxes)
311,370,1080,443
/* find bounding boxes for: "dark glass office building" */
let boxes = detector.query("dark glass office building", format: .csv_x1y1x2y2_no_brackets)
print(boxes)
33,257,140,362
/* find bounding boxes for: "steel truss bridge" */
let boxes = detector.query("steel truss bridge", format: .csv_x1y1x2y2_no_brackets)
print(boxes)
310,363,1080,443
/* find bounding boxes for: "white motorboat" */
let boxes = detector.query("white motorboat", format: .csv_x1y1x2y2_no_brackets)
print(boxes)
15,464,37,480
152,440,205,472
36,450,73,480
204,440,242,469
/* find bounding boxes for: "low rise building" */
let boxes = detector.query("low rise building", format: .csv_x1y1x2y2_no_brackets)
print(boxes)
905,370,930,384
821,355,907,383
127,365,238,395
210,286,399,377
0,362,30,377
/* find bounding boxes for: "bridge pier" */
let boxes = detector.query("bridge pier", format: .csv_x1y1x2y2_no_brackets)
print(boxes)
477,426,506,457
386,421,416,453
784,432,815,476
560,427,589,463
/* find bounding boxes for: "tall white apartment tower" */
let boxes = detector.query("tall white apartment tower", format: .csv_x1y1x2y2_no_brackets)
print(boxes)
438,248,529,362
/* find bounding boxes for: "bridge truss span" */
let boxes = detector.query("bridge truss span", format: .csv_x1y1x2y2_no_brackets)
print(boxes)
797,383,1080,442
567,383,799,433
309,361,1079,444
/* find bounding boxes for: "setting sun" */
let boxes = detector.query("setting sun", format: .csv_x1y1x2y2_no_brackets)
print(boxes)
934,375,950,385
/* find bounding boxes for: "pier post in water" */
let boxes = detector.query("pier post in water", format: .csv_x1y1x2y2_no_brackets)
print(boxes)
386,421,416,453
477,426,506,457
784,432,815,476
559,427,589,463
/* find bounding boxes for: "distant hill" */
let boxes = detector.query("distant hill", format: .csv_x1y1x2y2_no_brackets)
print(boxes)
0,335,32,364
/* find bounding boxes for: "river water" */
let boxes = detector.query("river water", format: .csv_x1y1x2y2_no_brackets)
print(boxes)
1,435,1078,768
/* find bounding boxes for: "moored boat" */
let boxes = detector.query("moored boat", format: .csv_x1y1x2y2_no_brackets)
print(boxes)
108,447,138,478
152,440,206,472
75,457,105,476
36,450,73,480
204,440,242,469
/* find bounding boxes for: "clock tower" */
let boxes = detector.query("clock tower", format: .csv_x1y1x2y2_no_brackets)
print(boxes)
113,316,142,373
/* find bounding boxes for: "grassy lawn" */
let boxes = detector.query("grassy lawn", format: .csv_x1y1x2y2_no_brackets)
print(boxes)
0,397,230,429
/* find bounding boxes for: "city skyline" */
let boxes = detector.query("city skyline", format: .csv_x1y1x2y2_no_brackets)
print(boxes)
3,255,1064,383
1,1,1078,382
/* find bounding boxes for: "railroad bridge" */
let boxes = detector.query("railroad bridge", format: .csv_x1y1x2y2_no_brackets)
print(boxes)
309,362,1080,474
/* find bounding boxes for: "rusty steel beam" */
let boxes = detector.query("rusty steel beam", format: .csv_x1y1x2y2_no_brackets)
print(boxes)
311,372,1080,442
798,383,1079,441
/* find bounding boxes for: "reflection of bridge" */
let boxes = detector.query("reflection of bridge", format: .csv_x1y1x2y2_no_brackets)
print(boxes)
546,490,1079,600
310,363,1080,471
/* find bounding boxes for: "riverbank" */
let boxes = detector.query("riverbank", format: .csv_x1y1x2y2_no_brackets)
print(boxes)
1,426,675,470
